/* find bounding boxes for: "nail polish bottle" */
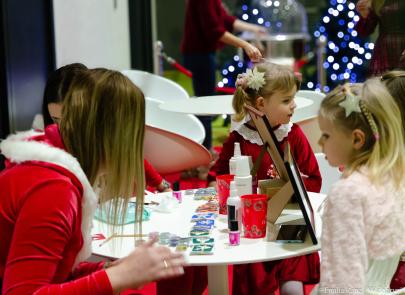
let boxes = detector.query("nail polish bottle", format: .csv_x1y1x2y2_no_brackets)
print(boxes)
229,220,240,246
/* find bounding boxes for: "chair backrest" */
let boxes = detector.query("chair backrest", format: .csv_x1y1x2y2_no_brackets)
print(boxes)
122,69,189,102
144,125,211,175
314,152,342,194
293,90,325,122
145,97,205,144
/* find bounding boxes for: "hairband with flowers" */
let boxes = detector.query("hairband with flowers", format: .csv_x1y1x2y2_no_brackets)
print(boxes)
338,91,380,141
235,67,266,91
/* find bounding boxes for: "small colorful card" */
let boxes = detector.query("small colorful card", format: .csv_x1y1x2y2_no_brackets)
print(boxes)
189,229,211,237
196,219,215,227
194,188,217,201
191,213,216,222
191,237,215,245
195,202,219,213
190,244,214,255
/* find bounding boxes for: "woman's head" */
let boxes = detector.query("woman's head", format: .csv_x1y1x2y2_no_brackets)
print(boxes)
42,63,88,127
381,70,405,130
60,68,145,226
232,62,300,126
318,80,405,186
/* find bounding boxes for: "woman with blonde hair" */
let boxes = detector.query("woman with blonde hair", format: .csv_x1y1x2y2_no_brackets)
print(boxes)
315,79,405,293
0,68,186,294
355,0,405,76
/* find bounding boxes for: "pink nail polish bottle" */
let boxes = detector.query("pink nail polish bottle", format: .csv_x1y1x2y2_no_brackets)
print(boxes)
229,220,240,246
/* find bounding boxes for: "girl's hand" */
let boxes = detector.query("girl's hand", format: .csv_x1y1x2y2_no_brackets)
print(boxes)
356,0,371,18
105,237,186,292
243,43,262,62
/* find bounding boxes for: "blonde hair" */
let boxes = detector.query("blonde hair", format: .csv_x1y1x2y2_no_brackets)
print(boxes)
232,62,300,122
319,80,405,187
60,68,145,232
381,70,405,130
372,0,385,15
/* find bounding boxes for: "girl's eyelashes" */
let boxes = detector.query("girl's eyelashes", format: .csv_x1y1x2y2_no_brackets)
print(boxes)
321,133,330,139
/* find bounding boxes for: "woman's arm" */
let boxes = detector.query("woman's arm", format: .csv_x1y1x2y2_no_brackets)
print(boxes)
219,31,262,62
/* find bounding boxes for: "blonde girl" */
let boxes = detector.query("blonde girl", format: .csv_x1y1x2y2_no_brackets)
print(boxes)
316,79,405,293
0,69,185,294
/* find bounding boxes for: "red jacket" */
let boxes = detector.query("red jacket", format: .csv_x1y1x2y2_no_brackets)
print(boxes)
181,0,236,53
0,125,112,294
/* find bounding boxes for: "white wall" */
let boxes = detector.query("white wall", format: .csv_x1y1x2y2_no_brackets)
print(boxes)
52,0,131,70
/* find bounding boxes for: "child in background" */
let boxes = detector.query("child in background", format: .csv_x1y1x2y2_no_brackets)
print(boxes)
209,62,321,295
41,63,171,193
380,71,405,291
316,80,405,293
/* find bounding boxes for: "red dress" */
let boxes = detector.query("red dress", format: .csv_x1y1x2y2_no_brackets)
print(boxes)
0,125,112,294
209,123,321,295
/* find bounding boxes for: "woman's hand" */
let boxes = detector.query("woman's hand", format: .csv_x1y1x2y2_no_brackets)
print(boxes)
356,0,371,18
243,42,262,62
105,237,186,293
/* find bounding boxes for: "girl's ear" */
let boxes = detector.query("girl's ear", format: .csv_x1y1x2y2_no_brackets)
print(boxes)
351,129,366,150
256,96,265,111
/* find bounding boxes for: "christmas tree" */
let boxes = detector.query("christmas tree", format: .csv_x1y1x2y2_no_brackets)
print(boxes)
311,0,373,91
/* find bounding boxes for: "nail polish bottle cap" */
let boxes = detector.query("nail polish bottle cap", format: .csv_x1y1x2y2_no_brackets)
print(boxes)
230,220,239,231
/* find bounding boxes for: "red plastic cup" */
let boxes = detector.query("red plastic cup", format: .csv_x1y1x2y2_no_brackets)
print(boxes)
241,194,268,238
216,174,234,215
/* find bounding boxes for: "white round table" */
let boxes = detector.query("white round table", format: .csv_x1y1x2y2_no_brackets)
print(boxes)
92,191,325,295
159,94,316,123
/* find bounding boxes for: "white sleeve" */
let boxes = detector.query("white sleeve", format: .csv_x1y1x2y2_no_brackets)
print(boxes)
319,179,368,294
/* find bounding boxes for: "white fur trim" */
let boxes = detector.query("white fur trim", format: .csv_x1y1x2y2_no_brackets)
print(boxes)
0,131,98,270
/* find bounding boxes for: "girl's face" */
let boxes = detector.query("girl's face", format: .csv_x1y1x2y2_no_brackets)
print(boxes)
257,86,297,127
318,115,355,167
48,103,62,124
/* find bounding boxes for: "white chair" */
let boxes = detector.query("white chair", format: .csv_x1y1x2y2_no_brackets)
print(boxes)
295,90,326,154
122,69,189,102
144,125,211,175
315,152,342,195
145,97,205,144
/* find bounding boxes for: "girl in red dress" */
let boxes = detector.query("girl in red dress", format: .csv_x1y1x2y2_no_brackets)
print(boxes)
208,62,322,295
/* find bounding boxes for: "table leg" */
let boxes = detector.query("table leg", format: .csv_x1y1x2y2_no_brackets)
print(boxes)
207,265,229,295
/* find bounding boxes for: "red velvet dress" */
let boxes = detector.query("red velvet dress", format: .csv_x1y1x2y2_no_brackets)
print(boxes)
209,123,321,295
0,126,112,294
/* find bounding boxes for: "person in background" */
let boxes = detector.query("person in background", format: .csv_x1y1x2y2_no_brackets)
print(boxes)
355,0,405,76
0,69,186,294
380,70,405,291
209,62,321,295
40,63,172,193
181,0,265,150
315,80,405,293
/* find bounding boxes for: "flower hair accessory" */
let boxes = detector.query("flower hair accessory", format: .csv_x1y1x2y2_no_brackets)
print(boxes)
338,92,380,141
338,93,361,117
235,67,265,91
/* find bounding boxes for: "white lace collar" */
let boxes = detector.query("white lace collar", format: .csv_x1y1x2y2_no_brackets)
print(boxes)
233,121,293,145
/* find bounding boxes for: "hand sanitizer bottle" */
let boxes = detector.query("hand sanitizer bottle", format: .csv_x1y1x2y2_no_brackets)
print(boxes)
234,156,252,197
229,142,241,175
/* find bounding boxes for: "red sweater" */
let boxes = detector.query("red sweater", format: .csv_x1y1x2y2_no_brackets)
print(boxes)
181,0,236,54
209,123,322,193
0,126,112,294
144,159,163,188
